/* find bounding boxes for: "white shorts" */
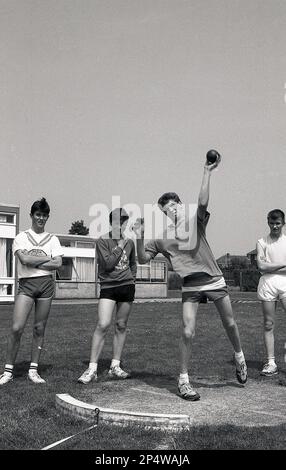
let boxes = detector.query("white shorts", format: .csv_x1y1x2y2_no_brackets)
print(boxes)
257,274,286,302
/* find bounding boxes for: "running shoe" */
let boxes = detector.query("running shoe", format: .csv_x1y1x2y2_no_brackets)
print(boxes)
178,381,200,401
260,362,278,377
235,359,248,384
28,370,46,384
0,372,13,385
78,368,97,384
108,366,131,379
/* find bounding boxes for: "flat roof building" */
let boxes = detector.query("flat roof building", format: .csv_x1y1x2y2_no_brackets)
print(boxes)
0,204,19,303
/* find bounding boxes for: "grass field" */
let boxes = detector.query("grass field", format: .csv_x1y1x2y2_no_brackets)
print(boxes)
0,298,285,450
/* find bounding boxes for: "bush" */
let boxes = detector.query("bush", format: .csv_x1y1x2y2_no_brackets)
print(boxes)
233,268,261,292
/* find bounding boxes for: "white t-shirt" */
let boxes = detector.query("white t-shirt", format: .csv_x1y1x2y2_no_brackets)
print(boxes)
257,234,286,265
13,229,64,279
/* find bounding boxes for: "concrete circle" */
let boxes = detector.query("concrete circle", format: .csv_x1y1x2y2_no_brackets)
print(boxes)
56,373,286,430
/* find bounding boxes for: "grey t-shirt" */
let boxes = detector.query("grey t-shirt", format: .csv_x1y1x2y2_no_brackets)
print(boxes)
96,234,137,288
144,211,222,280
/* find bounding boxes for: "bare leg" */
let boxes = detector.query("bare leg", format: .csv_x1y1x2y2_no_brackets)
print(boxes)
214,295,242,353
30,297,53,364
6,295,34,365
112,302,133,361
89,299,116,363
180,302,199,374
261,301,276,359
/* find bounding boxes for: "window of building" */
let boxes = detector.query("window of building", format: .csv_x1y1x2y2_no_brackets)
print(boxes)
76,242,95,249
61,241,72,247
0,213,15,224
0,238,14,296
56,257,95,282
56,257,73,280
136,261,167,283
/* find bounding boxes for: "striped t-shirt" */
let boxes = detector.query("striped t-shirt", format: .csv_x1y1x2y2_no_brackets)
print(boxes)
13,229,63,278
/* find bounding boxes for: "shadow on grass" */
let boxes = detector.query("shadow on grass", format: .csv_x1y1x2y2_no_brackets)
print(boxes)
14,361,53,377
229,358,262,371
82,358,112,374
129,370,244,396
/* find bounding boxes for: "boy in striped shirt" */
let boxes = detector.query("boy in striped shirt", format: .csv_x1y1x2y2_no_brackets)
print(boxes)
0,198,63,385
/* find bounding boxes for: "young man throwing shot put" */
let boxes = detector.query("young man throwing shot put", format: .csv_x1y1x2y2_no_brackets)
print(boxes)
133,156,247,400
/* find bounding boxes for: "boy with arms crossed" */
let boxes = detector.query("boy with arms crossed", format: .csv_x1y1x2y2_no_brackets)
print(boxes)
257,209,286,376
0,198,63,385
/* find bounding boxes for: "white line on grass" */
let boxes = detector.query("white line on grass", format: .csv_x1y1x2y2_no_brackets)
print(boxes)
42,408,100,450
245,409,286,420
131,387,172,397
41,423,98,450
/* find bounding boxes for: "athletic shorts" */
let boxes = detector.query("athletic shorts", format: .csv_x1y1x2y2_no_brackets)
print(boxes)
257,274,286,302
100,284,135,303
18,276,55,299
182,287,229,303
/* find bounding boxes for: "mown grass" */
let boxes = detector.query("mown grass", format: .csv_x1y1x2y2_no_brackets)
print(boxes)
0,300,285,450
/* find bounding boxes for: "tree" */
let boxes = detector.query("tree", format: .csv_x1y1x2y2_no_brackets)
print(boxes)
69,220,89,235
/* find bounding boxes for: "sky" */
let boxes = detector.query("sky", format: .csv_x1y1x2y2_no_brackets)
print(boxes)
1,0,286,257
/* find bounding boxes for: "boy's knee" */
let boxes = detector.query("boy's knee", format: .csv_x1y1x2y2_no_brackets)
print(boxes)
224,319,236,329
33,323,46,337
115,321,127,333
12,324,24,338
96,323,110,335
264,319,274,332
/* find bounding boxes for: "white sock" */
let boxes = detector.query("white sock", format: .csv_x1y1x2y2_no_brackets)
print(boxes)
89,362,98,372
234,351,245,364
267,357,276,365
4,364,13,376
179,373,189,384
111,359,120,368
29,363,38,372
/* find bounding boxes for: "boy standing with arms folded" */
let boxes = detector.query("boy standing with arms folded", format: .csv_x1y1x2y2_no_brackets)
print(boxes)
257,209,286,376
0,198,63,385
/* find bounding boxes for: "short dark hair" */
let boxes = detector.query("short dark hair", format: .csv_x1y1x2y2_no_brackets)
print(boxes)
109,208,129,225
30,197,50,216
157,192,182,207
267,209,285,224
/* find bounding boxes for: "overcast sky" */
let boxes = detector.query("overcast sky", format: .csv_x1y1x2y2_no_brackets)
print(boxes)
1,0,286,257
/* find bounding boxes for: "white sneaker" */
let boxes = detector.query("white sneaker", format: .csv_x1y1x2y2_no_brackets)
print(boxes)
28,370,46,384
78,368,97,384
260,362,278,376
0,372,13,385
108,366,131,379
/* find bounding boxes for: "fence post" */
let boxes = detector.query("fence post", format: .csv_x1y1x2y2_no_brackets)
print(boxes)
239,271,243,291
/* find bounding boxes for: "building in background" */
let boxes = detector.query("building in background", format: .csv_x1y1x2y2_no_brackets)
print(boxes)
0,204,19,303
246,249,257,266
55,234,168,299
0,207,168,301
55,234,97,299
216,253,251,269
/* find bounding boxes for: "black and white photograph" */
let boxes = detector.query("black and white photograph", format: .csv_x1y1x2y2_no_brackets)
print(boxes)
0,0,285,456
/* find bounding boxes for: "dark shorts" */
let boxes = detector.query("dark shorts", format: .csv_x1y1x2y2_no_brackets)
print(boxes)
18,276,55,299
100,284,135,303
182,287,229,303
